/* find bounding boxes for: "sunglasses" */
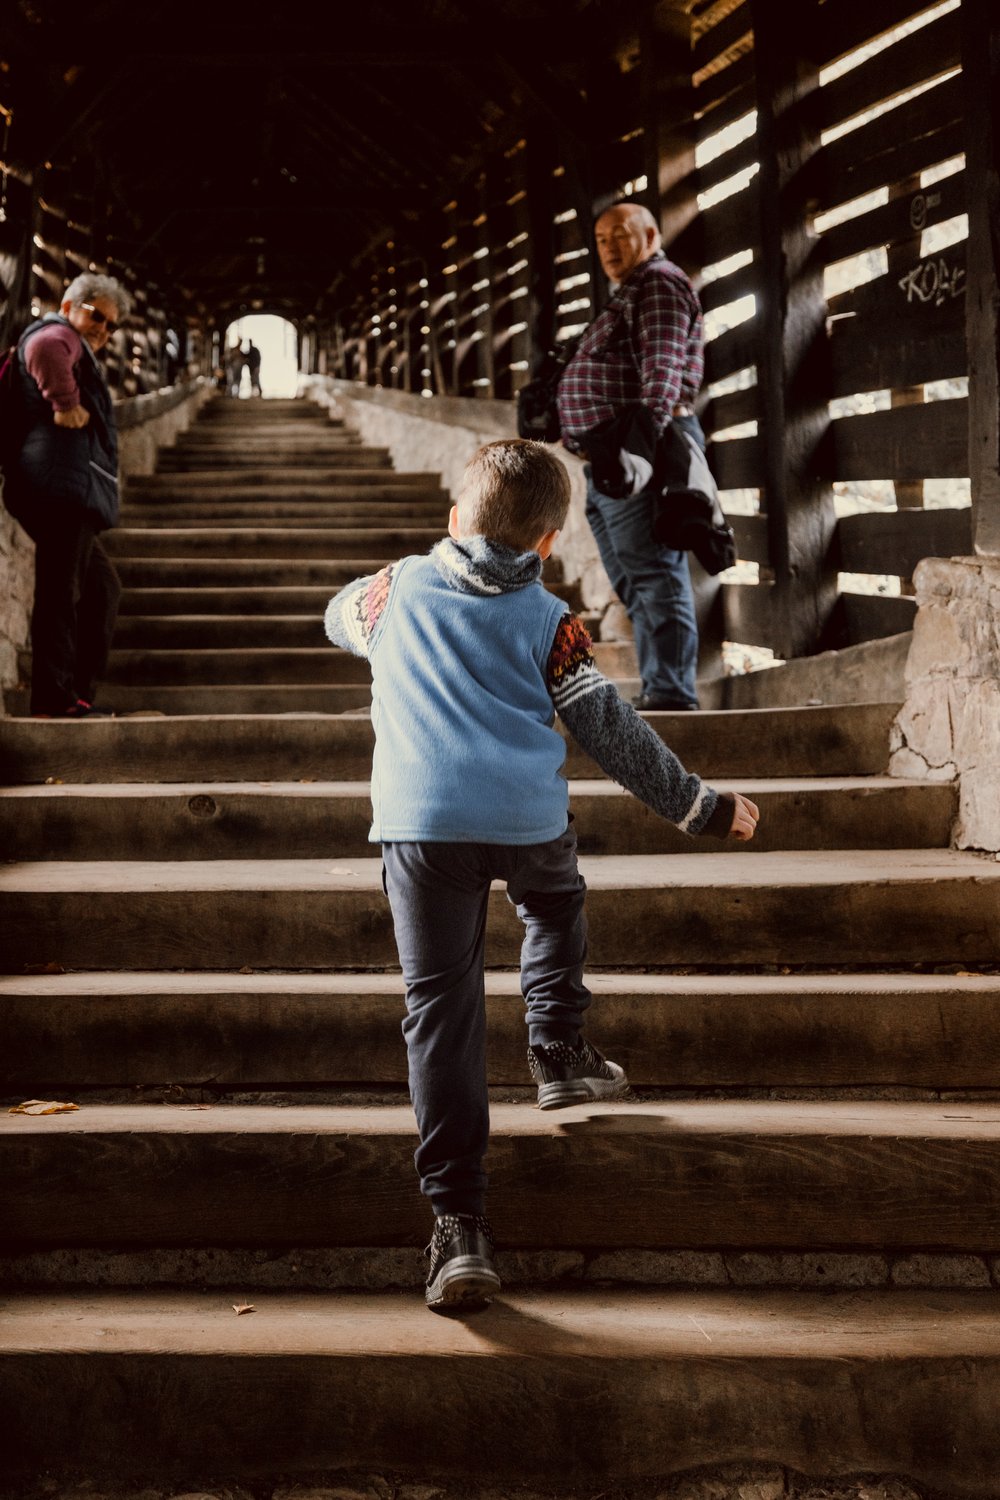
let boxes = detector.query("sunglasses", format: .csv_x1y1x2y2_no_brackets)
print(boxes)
81,303,120,334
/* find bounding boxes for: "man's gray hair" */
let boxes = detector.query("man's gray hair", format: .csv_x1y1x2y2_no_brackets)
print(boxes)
63,272,133,320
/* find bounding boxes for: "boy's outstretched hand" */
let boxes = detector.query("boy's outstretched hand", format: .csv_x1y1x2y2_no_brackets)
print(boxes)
729,793,760,841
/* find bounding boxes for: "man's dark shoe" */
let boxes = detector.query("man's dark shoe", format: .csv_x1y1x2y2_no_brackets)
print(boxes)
631,692,697,711
527,1039,630,1110
424,1213,500,1312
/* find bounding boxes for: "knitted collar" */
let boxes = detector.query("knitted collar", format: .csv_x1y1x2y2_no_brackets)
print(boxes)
432,535,543,596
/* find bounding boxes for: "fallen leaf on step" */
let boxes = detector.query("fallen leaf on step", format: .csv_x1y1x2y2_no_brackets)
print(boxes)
232,1302,256,1315
22,962,66,975
44,777,64,785
8,1099,79,1115
299,778,316,783
239,966,254,974
180,1104,213,1110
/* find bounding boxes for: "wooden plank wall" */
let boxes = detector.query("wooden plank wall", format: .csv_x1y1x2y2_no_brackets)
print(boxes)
326,0,978,662
0,151,195,395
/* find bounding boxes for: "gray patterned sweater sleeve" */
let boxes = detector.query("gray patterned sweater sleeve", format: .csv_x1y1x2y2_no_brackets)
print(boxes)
323,566,393,658
547,612,732,837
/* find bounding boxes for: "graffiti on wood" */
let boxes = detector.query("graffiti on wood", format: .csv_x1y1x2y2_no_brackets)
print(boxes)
908,190,942,233
898,256,966,309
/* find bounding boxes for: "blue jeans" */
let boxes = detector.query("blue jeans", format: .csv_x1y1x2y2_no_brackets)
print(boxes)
382,824,591,1216
585,413,703,708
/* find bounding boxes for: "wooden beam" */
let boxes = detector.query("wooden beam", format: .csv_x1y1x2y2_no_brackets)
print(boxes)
961,0,1000,557
836,507,973,574
830,399,969,482
750,0,838,659
827,263,967,396
817,6,960,135
639,7,699,253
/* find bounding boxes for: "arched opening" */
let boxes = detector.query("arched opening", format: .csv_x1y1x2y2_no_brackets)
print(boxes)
221,313,300,399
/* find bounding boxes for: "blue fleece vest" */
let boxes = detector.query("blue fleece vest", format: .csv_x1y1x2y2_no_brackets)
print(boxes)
367,553,570,844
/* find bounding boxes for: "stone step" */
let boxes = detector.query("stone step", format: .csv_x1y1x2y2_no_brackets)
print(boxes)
111,557,407,586
110,558,573,590
156,450,392,470
1,850,996,970
4,1100,1000,1251
199,400,331,417
0,778,957,861
0,705,899,783
1,1288,996,1493
190,419,335,429
95,647,367,686
128,469,439,490
3,969,997,1091
104,526,444,558
177,430,357,446
111,614,366,647
114,582,585,615
5,683,374,715
111,609,598,647
119,500,448,524
75,642,633,687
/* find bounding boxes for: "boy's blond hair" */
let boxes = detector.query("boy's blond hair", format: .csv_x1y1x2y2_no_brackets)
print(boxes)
456,439,571,550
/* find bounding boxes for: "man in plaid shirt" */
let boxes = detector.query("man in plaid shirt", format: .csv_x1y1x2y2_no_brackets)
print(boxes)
557,201,706,711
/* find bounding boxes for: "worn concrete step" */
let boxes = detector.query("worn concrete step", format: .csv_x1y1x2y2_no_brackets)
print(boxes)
109,607,597,646
3,969,998,1091
161,443,376,460
5,683,374,716
199,400,331,417
115,582,585,615
4,1100,1000,1250
112,614,358,647
2,1289,997,1493
104,526,444,559
93,647,367,686
184,417,346,433
110,559,575,591
1,850,997,970
111,557,403,587
0,705,900,783
119,500,448,524
156,449,392,469
110,610,601,645
77,642,631,687
170,427,364,443
129,469,439,490
0,779,957,861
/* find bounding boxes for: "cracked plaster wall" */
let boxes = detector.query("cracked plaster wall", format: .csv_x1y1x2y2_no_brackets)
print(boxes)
890,555,1000,852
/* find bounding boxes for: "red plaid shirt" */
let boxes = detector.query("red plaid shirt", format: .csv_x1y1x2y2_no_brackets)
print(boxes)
557,252,704,453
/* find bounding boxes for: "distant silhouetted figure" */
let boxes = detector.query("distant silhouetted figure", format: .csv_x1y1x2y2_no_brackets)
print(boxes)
245,340,262,396
226,342,244,398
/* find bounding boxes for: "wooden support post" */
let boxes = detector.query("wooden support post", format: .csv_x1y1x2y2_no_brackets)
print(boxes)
751,0,838,659
525,131,559,364
640,4,724,682
639,5,698,257
961,0,1000,557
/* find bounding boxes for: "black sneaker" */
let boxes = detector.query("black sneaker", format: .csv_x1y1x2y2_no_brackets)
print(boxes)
527,1039,631,1110
631,693,697,711
424,1213,500,1312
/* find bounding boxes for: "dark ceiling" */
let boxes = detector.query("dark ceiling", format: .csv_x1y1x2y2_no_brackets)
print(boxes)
4,0,698,320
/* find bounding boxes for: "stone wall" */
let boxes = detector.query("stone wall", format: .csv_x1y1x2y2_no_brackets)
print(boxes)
890,555,1000,853
0,378,214,716
306,378,615,616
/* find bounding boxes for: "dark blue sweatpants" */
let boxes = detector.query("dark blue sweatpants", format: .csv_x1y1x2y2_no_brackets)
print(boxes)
381,823,591,1216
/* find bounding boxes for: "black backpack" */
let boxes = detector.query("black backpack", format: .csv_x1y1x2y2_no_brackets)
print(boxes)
515,336,581,443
